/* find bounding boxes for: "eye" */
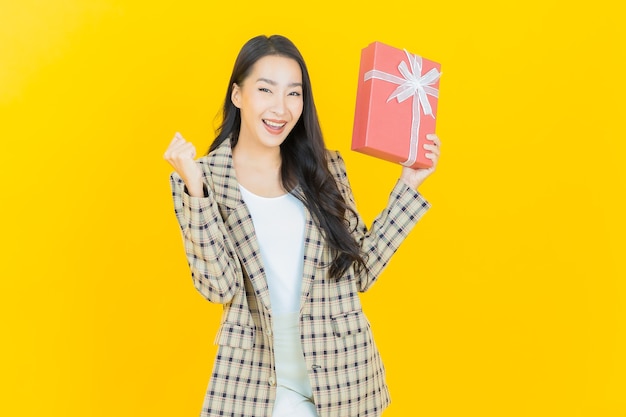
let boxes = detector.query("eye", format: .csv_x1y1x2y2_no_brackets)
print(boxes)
288,91,302,96
258,87,271,93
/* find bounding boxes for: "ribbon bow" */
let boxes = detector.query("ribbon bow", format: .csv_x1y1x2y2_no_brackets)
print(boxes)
364,50,441,167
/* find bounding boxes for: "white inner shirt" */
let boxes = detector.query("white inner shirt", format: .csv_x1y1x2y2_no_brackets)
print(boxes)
239,184,306,314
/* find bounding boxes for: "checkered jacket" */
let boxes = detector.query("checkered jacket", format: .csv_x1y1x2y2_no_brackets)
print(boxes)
170,139,430,417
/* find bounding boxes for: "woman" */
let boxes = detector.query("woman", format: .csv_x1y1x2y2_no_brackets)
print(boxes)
164,35,440,417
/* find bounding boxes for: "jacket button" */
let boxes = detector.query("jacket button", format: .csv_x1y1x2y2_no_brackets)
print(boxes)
266,328,272,336
268,376,276,386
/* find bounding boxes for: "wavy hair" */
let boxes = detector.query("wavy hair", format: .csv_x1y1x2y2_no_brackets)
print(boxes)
208,35,365,279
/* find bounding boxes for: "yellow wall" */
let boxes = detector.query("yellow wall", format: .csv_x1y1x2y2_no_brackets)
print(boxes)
2,0,624,416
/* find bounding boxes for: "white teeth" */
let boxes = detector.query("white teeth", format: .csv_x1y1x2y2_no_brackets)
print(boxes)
264,120,286,128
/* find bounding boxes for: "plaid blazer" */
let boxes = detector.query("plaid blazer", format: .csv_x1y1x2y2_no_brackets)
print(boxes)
170,139,430,417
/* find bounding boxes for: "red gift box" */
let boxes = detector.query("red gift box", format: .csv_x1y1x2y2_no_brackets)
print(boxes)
352,41,441,169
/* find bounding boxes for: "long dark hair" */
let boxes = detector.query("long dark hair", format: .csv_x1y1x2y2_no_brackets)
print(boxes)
209,34,366,279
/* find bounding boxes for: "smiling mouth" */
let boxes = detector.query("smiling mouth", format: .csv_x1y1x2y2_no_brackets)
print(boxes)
263,119,287,130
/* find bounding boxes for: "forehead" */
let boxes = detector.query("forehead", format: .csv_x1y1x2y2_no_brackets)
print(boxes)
247,55,302,84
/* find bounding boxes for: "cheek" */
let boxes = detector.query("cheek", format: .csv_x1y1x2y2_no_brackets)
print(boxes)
291,100,304,120
242,98,263,118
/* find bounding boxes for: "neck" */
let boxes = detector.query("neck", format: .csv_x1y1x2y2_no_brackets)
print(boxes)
232,138,282,171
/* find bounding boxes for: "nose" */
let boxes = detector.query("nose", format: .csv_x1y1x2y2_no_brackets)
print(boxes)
271,94,286,116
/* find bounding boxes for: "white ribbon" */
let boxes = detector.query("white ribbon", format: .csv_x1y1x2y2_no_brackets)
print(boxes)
364,50,441,166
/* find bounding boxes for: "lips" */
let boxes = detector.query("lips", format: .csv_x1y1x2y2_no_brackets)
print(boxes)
263,119,287,129
262,119,288,135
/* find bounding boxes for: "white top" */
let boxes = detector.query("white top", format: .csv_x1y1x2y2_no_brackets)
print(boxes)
239,184,306,314
239,185,317,416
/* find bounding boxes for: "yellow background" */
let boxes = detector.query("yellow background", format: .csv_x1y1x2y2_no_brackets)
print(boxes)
2,0,624,416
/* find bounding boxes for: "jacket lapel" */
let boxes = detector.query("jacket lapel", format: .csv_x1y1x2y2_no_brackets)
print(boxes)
292,186,324,313
206,140,273,314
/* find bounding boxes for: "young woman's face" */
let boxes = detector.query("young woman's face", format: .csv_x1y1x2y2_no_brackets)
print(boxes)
232,55,304,151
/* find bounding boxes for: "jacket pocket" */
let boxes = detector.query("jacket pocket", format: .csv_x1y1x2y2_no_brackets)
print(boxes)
331,310,368,338
215,322,255,349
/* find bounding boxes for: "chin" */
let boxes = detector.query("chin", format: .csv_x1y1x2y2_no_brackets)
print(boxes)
259,129,293,147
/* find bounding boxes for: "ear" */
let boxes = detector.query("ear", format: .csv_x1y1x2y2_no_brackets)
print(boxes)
231,83,241,109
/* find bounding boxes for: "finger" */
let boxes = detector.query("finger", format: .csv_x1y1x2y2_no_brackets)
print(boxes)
426,133,441,148
169,135,194,153
165,140,193,162
178,142,197,160
423,143,440,156
165,133,185,156
169,132,185,146
425,151,439,167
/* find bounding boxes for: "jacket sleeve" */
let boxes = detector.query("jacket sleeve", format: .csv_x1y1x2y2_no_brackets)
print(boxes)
327,151,430,292
169,164,241,304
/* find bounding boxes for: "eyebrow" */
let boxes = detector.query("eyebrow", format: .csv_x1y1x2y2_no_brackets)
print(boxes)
256,78,303,88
